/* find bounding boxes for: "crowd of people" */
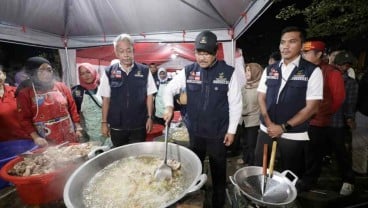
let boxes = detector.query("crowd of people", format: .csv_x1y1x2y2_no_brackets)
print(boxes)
0,26,367,208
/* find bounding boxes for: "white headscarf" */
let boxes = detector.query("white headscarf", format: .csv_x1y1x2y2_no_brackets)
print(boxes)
157,67,168,83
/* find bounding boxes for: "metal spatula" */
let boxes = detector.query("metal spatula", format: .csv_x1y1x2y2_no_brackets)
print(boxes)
154,122,172,181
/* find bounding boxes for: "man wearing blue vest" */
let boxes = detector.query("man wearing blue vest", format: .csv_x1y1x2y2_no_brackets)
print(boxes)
255,26,323,192
99,33,157,147
163,30,242,208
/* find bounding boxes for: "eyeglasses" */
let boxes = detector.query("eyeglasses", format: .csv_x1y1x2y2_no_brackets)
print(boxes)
38,67,54,73
195,51,213,58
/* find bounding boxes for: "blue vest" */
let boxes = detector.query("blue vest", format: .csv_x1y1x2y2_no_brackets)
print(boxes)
106,63,148,129
185,60,234,138
260,58,316,132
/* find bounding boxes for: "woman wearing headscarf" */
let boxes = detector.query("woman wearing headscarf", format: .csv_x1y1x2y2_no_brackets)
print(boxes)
154,68,170,125
0,65,29,141
72,63,112,146
16,57,82,146
237,63,263,165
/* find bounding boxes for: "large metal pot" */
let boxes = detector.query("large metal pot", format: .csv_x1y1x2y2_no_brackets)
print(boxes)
63,142,207,208
230,166,298,207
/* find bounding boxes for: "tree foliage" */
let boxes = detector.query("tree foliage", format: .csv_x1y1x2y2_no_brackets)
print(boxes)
276,0,368,41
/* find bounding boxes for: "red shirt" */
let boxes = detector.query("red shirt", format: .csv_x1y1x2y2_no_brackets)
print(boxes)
0,85,30,141
310,62,345,127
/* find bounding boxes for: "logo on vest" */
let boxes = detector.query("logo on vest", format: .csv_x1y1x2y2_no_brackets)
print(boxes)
213,72,229,84
187,71,202,84
267,67,279,80
290,70,308,81
75,89,81,97
111,69,122,79
134,70,144,78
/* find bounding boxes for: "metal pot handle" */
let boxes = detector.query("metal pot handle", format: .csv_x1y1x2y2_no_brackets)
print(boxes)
87,146,110,159
229,176,241,195
229,176,237,186
280,170,298,186
186,174,207,194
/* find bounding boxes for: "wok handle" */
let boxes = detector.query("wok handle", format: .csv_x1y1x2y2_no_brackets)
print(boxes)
186,174,207,194
281,170,299,186
268,141,277,177
87,146,110,159
229,176,237,186
262,144,268,176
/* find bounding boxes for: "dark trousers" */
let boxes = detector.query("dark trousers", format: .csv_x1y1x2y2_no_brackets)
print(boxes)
302,126,355,187
254,131,308,178
110,127,146,147
189,135,227,208
240,125,259,165
302,125,329,187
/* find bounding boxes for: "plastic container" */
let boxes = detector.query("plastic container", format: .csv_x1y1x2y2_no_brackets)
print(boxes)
146,124,164,141
172,111,182,123
0,139,37,189
0,156,78,205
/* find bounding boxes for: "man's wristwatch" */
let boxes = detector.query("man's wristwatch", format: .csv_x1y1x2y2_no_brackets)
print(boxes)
283,122,292,132
147,115,154,120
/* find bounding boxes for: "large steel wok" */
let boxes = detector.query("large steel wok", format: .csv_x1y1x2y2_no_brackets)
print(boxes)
230,166,298,207
63,142,207,208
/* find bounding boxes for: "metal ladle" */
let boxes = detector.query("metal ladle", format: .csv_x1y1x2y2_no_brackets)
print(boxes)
154,122,172,181
262,140,277,196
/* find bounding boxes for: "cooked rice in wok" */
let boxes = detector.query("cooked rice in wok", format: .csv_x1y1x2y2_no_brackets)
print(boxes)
83,156,185,208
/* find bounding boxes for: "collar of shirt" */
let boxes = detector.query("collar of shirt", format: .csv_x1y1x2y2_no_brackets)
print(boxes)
279,55,301,68
118,62,134,74
279,55,301,81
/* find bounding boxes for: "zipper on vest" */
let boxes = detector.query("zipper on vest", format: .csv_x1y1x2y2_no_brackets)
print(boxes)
126,77,130,109
203,70,210,110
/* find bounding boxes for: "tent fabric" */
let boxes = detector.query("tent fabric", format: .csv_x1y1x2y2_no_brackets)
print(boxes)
76,42,224,67
0,0,273,48
59,49,77,87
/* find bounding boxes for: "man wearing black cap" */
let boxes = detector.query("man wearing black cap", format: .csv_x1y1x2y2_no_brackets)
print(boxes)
163,30,242,207
299,40,346,192
329,51,358,195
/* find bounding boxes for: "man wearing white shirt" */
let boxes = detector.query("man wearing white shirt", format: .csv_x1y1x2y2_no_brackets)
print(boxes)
255,26,323,192
99,33,157,147
163,30,242,208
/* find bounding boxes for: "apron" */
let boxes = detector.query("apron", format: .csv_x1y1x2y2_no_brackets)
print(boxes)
33,88,77,144
81,91,112,147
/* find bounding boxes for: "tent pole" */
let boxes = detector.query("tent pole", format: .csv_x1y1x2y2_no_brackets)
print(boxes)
64,46,71,87
232,38,235,67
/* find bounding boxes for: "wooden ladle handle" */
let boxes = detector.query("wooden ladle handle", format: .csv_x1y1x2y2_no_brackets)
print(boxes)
269,141,277,177
262,143,268,176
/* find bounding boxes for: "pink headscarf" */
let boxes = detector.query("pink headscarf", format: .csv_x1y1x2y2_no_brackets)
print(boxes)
78,63,100,90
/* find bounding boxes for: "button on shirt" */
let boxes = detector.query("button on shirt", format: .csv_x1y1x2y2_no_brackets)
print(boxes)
257,56,323,141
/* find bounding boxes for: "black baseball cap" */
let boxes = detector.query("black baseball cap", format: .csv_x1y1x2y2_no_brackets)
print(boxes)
334,51,355,65
195,30,218,54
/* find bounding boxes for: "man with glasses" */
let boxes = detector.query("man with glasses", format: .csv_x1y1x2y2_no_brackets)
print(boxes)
163,30,242,208
99,33,157,147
